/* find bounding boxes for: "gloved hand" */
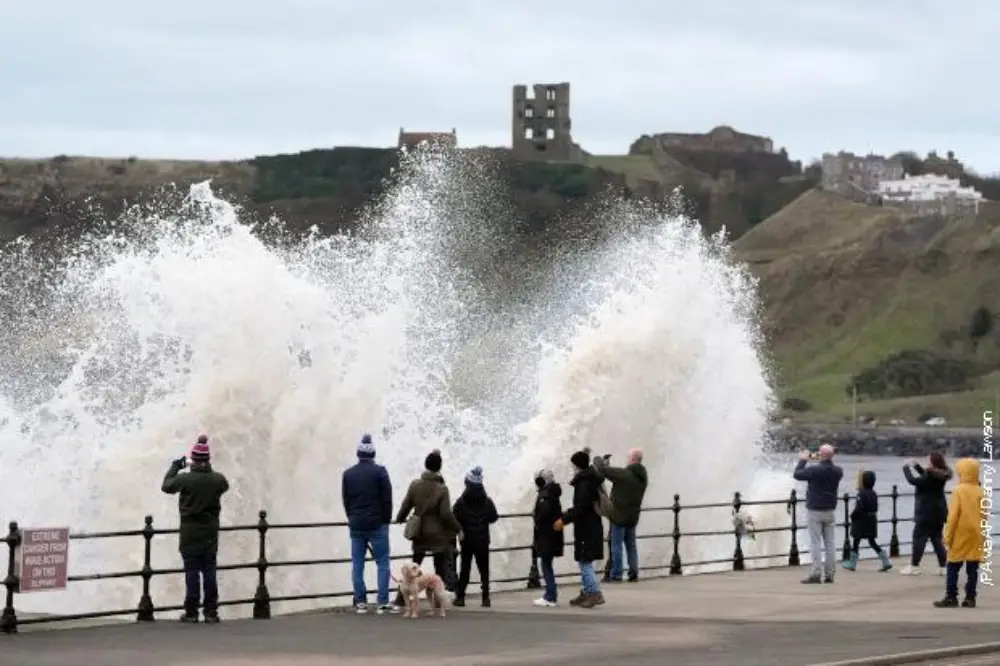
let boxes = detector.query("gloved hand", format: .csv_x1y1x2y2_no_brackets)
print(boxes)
173,456,187,469
553,519,564,531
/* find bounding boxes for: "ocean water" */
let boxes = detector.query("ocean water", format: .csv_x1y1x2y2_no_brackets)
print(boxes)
0,148,793,616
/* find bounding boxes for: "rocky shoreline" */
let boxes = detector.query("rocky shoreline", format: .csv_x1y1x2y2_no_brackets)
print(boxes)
770,424,986,458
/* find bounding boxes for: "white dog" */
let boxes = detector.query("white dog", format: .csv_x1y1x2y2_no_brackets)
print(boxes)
397,561,450,619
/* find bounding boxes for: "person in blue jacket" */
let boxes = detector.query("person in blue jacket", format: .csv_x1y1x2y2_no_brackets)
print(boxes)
342,434,396,614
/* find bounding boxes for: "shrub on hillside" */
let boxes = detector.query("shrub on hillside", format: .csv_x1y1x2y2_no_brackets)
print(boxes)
970,306,993,342
848,349,981,400
781,397,812,412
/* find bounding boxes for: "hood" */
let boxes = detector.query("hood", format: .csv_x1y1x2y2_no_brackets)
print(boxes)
539,482,562,499
955,458,981,485
859,470,875,490
571,466,600,486
420,471,445,484
628,463,648,484
462,482,487,502
926,465,953,481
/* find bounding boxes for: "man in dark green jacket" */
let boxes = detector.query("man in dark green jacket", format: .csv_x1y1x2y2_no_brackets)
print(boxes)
593,448,648,582
162,435,230,623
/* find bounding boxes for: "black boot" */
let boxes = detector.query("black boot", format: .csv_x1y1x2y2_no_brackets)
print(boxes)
933,596,959,608
961,597,977,608
481,592,491,608
453,590,466,607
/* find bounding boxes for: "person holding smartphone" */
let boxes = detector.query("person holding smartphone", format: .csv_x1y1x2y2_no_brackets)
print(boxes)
162,434,230,623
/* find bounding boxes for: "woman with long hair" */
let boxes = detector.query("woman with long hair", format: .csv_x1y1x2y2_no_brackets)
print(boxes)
900,451,953,575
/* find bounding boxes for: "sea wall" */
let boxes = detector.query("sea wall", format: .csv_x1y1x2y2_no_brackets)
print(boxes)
770,424,986,458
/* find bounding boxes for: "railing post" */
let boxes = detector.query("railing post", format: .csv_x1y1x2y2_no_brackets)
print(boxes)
1,521,20,634
669,494,683,575
253,510,271,619
732,491,745,571
787,489,800,566
889,484,900,558
526,546,541,589
136,515,155,622
841,492,852,562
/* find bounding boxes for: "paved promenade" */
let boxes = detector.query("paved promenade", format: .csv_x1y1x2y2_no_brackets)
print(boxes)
2,565,998,666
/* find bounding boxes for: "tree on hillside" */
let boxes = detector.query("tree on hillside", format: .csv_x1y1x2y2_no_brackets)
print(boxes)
970,306,994,345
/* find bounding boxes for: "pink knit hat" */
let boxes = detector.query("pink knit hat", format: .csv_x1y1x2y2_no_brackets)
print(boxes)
191,434,211,462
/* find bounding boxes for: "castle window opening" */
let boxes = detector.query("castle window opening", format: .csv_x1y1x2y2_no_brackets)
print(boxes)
545,87,556,101
525,87,535,100
546,128,555,140
525,107,534,118
524,127,534,140
546,107,555,118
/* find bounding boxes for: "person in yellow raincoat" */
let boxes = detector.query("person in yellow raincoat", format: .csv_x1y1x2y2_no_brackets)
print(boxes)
935,458,985,608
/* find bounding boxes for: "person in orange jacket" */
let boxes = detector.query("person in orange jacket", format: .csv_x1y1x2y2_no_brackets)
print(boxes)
935,458,986,608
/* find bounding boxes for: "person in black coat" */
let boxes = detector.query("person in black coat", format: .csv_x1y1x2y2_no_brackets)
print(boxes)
531,468,564,607
451,466,498,608
554,448,605,609
901,452,953,574
844,470,892,572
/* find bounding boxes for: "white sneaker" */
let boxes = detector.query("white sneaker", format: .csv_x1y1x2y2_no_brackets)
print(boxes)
900,565,922,576
355,602,369,614
376,604,399,615
533,597,557,608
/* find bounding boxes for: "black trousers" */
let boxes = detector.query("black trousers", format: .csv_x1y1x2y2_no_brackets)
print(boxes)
456,545,490,600
851,537,882,554
182,551,219,617
393,547,454,606
912,523,947,567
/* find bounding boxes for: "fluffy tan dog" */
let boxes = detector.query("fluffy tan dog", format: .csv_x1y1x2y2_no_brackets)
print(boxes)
398,561,449,619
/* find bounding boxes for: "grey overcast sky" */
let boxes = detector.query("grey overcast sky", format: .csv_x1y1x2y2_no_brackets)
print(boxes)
2,0,997,173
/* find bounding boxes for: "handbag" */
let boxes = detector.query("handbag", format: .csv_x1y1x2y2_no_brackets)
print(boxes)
403,486,442,541
595,483,613,518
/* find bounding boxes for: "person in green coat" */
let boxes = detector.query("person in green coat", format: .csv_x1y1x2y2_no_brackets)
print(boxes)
162,435,230,623
593,448,648,582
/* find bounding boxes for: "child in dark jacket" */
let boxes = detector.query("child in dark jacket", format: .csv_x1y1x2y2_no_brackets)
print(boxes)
843,470,892,572
452,466,498,607
532,468,564,607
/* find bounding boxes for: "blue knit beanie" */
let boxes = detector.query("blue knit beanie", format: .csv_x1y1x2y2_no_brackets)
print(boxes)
357,434,376,458
465,466,484,486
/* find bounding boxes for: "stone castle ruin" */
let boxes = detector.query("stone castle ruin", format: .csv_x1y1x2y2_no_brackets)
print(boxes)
511,82,584,161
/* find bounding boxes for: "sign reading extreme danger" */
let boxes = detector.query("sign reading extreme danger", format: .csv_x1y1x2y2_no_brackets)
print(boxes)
16,528,70,593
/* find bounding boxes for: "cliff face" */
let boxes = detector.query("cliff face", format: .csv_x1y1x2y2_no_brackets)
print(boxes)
0,148,637,244
0,144,821,247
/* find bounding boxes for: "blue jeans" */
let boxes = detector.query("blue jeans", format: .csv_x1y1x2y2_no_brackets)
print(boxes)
578,560,600,594
182,551,219,617
946,560,980,599
539,555,557,602
609,524,638,579
350,524,390,605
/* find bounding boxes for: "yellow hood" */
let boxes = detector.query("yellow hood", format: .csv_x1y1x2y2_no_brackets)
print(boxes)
944,457,985,562
955,458,981,485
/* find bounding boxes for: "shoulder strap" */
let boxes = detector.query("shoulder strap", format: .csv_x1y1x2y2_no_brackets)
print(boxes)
414,483,443,517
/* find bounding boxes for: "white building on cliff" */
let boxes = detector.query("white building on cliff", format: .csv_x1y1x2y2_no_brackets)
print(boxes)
877,173,984,216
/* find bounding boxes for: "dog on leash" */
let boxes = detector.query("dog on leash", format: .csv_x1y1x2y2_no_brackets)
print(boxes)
398,561,450,619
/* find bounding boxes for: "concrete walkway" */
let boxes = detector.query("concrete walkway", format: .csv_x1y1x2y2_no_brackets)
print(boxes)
1,565,997,666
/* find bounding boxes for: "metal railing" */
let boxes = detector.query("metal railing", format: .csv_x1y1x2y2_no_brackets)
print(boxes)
2,484,996,634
